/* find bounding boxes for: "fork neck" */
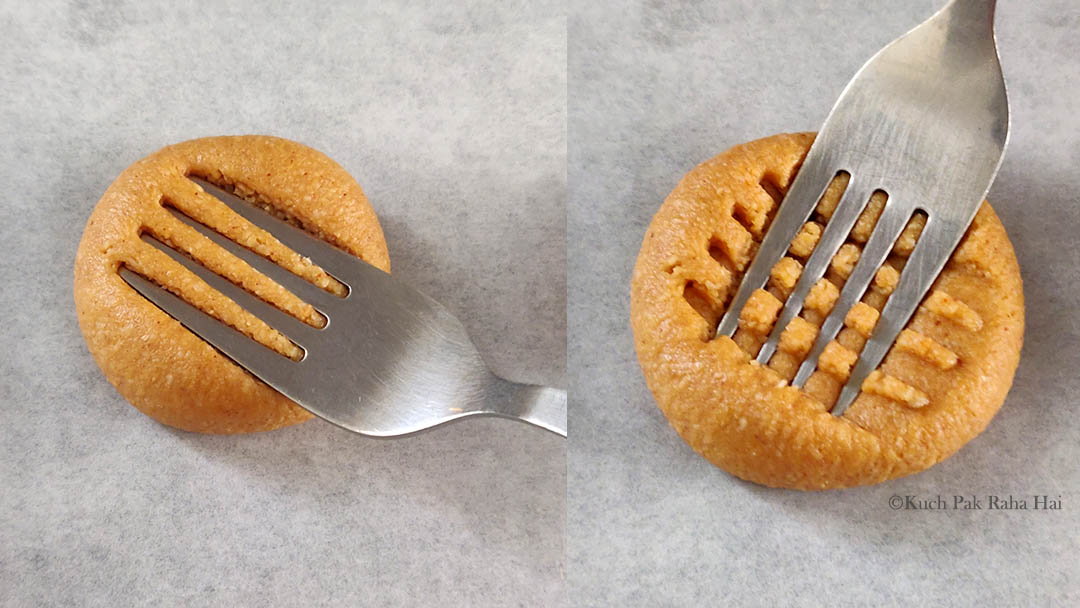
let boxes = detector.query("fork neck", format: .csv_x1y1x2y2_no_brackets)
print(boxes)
478,375,567,436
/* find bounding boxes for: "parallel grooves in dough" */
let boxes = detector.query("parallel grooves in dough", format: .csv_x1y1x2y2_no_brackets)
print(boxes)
631,132,1023,489
163,173,347,296
74,135,390,434
701,155,966,406
137,175,347,360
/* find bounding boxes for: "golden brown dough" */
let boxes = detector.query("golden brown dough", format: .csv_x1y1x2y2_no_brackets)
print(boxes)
74,135,390,433
631,133,1023,489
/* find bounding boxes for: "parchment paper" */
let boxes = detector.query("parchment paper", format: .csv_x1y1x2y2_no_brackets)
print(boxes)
0,2,566,606
568,1,1079,605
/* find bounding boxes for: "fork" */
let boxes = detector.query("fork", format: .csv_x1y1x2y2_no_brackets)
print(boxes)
715,0,1009,415
120,179,566,437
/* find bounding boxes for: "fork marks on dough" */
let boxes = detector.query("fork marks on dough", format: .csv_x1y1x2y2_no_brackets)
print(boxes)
671,157,987,411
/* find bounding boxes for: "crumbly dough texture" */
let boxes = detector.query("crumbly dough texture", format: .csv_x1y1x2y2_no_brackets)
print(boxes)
75,135,390,433
631,133,1023,489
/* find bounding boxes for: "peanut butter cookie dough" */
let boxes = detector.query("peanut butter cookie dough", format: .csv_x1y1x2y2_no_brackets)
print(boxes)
631,133,1023,489
74,136,390,433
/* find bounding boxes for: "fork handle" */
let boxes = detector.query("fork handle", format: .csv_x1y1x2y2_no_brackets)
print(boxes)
481,377,567,437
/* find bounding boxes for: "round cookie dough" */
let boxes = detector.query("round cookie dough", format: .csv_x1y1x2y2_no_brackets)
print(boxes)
75,135,390,434
631,133,1023,489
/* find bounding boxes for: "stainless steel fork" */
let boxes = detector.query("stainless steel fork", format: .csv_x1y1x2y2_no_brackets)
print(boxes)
121,179,566,437
716,0,1009,415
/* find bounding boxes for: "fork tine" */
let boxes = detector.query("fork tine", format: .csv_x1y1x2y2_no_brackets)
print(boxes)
190,178,365,284
119,268,302,381
791,200,913,387
716,152,837,337
830,217,957,415
756,182,875,364
165,206,339,309
141,234,320,347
